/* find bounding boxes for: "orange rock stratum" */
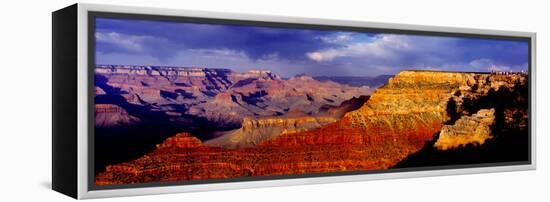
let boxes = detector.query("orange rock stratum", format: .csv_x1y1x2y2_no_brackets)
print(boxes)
95,70,526,185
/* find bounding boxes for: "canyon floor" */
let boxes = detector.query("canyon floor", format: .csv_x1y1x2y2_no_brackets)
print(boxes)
93,66,529,185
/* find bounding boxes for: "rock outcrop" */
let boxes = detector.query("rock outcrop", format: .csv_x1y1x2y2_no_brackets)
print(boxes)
393,73,528,168
95,70,528,185
95,104,140,127
204,95,370,149
434,108,495,150
204,116,338,149
432,73,528,150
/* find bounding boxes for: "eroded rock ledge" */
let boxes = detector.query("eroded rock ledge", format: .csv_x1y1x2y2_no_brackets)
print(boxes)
434,108,495,150
204,116,338,149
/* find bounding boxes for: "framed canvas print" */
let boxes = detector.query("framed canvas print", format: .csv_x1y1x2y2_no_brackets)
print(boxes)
52,3,536,199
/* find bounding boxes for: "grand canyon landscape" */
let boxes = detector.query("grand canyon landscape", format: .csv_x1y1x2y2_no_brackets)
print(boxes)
93,17,530,186
93,65,528,185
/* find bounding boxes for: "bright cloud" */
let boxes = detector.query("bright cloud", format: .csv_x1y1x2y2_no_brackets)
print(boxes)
306,34,412,62
318,32,354,43
96,32,153,52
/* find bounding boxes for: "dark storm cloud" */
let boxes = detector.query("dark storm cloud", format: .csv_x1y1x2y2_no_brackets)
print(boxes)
95,17,529,77
95,18,339,61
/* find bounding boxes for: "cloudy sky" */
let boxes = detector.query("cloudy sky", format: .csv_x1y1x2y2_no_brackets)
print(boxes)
95,17,529,77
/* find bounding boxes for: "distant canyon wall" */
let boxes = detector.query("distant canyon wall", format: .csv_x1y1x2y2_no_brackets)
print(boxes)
95,65,374,132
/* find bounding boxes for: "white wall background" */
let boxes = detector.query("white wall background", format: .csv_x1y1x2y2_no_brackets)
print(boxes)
0,0,547,201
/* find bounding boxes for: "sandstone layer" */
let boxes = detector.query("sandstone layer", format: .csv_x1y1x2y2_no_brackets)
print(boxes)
204,95,370,149
95,104,140,127
432,72,528,149
95,70,528,185
434,108,495,150
204,116,338,149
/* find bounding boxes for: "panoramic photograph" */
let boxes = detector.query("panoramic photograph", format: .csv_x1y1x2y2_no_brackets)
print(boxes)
92,17,529,185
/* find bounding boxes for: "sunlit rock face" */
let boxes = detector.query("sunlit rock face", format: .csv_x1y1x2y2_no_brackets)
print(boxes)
95,70,528,185
203,95,371,149
433,72,528,150
434,108,495,150
204,116,339,149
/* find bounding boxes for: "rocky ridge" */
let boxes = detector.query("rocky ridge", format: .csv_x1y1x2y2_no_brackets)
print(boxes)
95,104,140,127
95,65,373,131
204,95,370,149
204,116,339,149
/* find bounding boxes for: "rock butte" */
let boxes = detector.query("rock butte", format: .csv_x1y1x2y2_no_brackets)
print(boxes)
95,70,527,185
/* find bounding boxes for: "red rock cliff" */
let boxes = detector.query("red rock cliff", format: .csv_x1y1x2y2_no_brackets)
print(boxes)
95,70,524,185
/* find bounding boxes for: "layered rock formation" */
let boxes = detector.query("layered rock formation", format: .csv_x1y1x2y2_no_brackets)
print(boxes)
95,104,140,127
94,65,376,175
204,116,338,149
95,65,373,130
95,70,528,185
432,73,528,149
96,70,468,184
434,108,495,150
393,73,528,168
204,95,370,149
